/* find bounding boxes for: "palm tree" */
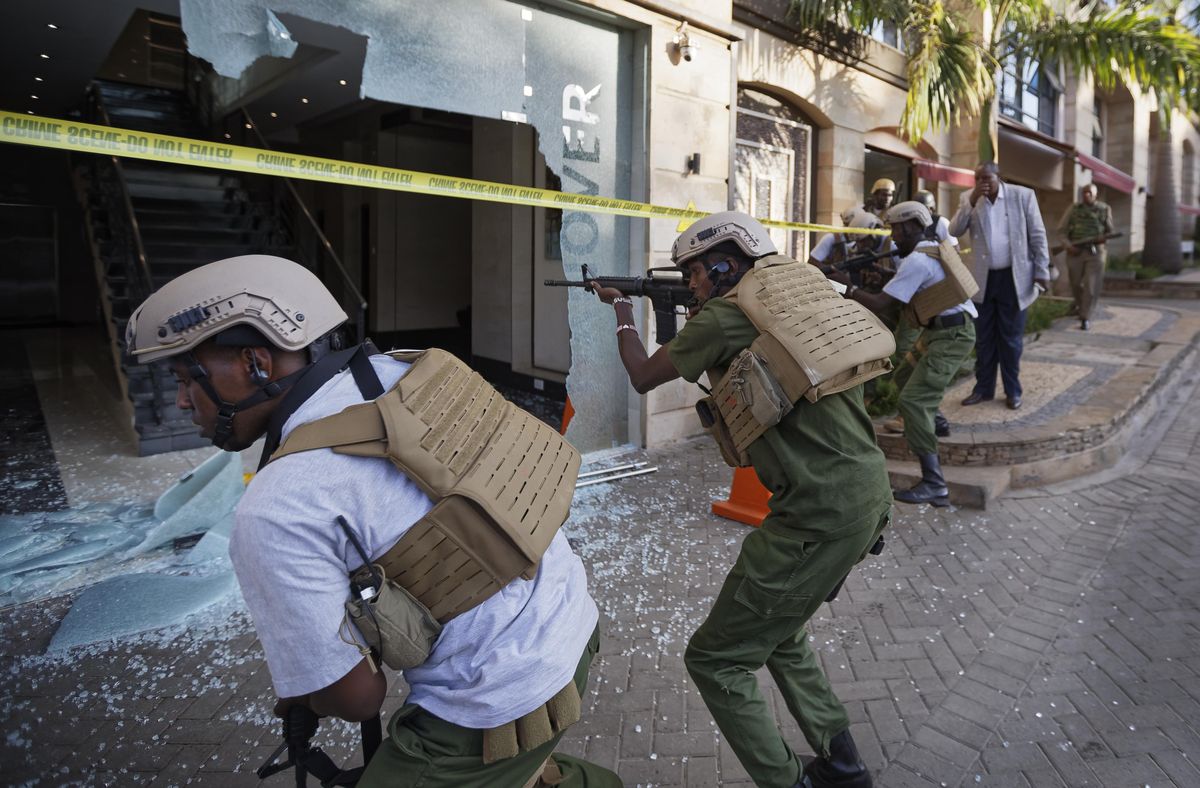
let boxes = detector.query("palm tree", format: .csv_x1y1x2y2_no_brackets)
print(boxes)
1143,116,1184,273
788,0,1200,160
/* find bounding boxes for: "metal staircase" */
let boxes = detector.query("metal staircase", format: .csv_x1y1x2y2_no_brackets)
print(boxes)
77,80,292,455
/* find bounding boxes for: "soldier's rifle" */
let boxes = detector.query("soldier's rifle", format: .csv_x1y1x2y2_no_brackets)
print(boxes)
544,263,695,344
818,246,896,288
1051,231,1123,257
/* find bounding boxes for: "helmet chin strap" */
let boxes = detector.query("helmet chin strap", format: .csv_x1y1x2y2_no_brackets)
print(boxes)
183,352,307,449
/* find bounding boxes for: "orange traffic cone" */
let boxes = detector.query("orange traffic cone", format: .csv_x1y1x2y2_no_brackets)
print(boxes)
560,396,575,435
711,467,772,527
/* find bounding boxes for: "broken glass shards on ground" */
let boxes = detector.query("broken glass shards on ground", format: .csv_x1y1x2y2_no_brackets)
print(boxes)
0,452,246,651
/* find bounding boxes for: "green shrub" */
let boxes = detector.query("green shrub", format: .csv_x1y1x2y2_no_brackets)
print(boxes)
1107,252,1143,272
866,378,898,418
1025,298,1072,334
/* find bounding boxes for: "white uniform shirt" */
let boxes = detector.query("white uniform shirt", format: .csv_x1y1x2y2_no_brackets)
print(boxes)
884,242,979,320
230,355,599,728
980,184,1011,270
810,233,847,263
934,216,957,246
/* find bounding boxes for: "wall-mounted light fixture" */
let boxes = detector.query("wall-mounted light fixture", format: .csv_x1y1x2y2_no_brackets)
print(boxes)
686,153,701,175
672,20,694,62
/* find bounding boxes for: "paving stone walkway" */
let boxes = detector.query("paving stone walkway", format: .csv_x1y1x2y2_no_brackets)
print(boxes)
2,329,1199,787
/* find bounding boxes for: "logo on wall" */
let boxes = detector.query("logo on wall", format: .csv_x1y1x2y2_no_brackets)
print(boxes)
562,84,602,150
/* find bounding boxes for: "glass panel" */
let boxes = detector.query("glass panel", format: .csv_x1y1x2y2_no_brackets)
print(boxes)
863,148,912,205
181,0,637,451
869,20,903,50
524,7,634,452
998,55,1057,137
735,88,813,259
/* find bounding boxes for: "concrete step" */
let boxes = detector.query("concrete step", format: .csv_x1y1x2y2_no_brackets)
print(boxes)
131,197,266,216
126,181,243,202
124,166,240,189
886,460,1012,510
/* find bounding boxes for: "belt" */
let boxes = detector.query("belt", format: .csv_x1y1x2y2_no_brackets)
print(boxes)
926,312,970,330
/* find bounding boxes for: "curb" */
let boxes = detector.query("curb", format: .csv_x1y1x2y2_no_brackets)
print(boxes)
880,307,1200,509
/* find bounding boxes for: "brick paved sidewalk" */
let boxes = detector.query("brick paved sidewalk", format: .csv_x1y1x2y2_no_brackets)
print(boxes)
3,362,1199,786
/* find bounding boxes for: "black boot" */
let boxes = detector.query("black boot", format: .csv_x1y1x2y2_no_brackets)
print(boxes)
795,730,873,788
894,453,950,507
934,411,951,437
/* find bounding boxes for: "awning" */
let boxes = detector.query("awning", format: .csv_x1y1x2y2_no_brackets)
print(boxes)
914,159,976,188
1076,151,1136,194
998,122,1066,191
1181,204,1200,217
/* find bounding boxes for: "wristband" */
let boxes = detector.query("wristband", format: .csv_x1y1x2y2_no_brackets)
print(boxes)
616,324,638,334
612,297,633,306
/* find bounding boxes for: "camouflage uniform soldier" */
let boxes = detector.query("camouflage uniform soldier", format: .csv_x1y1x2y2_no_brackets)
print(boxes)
1056,184,1115,330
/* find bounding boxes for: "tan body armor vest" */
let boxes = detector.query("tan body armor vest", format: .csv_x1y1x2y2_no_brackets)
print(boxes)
703,255,895,461
269,349,580,623
906,241,980,326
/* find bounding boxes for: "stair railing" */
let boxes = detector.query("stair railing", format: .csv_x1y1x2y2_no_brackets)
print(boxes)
88,84,155,302
238,108,368,344
86,82,164,427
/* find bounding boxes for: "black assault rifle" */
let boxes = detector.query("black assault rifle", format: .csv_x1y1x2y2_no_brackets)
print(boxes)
819,247,896,288
544,263,695,343
1050,231,1123,257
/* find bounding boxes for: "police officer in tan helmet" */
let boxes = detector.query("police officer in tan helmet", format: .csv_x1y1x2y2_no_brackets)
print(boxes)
126,255,619,788
587,211,892,788
865,178,896,219
830,201,977,506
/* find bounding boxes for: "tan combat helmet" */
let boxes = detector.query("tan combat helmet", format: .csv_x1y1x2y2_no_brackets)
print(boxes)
871,178,897,194
671,210,777,269
839,205,866,226
126,255,350,450
126,255,347,364
849,211,883,230
885,201,934,228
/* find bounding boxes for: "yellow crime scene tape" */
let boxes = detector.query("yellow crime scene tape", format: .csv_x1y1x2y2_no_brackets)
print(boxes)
1,111,888,236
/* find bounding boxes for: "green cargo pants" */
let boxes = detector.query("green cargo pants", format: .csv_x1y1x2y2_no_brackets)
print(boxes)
897,321,975,455
358,627,621,788
685,510,890,788
891,312,922,372
1066,247,1105,320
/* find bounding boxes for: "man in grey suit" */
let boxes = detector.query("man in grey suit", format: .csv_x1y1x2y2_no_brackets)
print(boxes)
948,162,1050,410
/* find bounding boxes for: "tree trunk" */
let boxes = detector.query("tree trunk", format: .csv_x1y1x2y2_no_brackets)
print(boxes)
977,100,997,163
1143,112,1182,274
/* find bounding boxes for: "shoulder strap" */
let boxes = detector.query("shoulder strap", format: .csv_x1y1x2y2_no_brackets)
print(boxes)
269,399,391,463
267,349,455,465
258,344,384,470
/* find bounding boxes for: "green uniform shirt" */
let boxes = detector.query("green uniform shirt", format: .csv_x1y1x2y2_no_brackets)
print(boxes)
669,298,892,541
1061,201,1113,243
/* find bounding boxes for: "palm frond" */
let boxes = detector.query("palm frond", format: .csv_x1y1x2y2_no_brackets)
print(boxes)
787,0,910,33
1005,4,1200,114
899,0,995,141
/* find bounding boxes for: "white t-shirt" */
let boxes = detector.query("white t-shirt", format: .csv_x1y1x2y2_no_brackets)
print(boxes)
230,355,599,728
884,244,979,320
